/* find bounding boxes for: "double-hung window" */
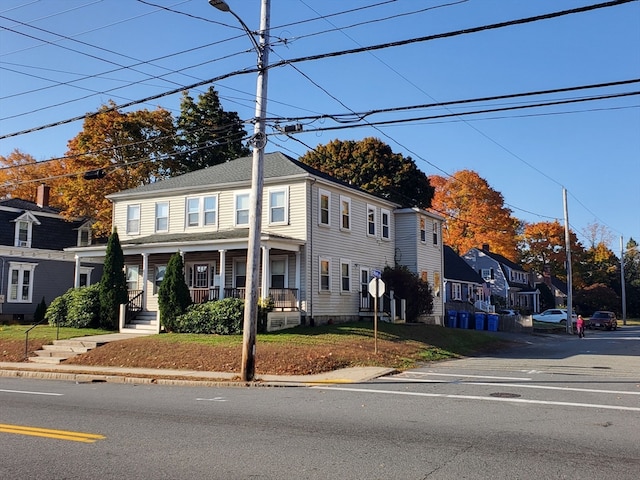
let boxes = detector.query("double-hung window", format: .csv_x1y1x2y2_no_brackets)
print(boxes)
452,282,462,301
127,205,140,234
203,196,217,226
186,196,217,228
319,189,330,226
8,262,37,303
13,213,39,247
319,257,331,292
381,209,390,239
340,260,350,293
126,265,139,291
156,202,169,232
269,188,287,225
186,198,200,227
433,221,439,245
367,205,376,236
235,193,250,226
419,217,427,243
340,196,351,231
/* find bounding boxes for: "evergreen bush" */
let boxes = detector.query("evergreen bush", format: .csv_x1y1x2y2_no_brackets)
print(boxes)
45,285,101,328
34,297,47,323
99,229,127,330
158,252,192,332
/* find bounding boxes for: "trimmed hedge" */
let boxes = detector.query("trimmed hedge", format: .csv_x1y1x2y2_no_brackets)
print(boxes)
175,297,244,334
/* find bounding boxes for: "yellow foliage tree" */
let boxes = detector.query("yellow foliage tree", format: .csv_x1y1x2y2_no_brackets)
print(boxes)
429,170,519,261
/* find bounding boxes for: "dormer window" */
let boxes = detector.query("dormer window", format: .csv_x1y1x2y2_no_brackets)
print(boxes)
12,212,40,248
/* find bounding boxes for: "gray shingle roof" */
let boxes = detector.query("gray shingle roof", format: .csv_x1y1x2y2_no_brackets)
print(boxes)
107,151,376,200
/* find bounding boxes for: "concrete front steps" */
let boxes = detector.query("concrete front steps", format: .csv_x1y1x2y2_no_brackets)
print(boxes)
121,310,159,334
30,339,105,365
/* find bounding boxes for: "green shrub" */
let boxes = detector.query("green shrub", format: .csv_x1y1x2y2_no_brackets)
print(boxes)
46,290,70,327
45,285,101,328
176,297,244,334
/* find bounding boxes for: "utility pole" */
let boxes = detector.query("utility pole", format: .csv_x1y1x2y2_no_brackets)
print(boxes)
209,0,271,381
620,236,627,326
563,188,573,334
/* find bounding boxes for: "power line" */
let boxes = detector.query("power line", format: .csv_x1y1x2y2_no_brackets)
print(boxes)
2,0,632,140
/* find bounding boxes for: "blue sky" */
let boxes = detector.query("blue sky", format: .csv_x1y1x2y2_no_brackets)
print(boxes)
1,0,638,253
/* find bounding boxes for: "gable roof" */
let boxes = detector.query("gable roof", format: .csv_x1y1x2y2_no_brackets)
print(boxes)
107,151,387,203
0,198,61,215
444,245,485,284
474,247,525,272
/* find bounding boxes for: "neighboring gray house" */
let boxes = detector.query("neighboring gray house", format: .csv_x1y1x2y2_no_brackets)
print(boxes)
536,265,568,308
68,152,445,332
462,244,540,313
443,245,491,313
0,185,102,323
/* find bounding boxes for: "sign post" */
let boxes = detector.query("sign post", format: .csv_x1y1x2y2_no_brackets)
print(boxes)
368,277,385,354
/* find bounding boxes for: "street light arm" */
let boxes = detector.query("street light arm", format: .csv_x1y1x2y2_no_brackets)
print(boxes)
208,0,262,65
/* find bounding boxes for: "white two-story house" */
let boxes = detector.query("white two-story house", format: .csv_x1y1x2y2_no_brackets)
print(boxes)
68,152,444,331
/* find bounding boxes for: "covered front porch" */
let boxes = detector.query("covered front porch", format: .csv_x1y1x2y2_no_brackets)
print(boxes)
69,231,305,333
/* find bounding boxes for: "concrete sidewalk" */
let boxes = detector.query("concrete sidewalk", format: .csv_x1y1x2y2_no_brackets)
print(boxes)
1,333,394,386
0,361,394,387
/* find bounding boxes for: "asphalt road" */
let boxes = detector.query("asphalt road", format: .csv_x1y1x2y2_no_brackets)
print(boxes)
1,326,639,479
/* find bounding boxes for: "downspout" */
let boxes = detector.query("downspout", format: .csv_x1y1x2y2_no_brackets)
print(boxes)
0,256,5,314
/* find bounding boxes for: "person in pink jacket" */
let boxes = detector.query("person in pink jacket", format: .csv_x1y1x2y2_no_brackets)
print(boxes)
576,315,585,338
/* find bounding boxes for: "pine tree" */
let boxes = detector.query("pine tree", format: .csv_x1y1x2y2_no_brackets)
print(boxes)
158,252,192,332
99,229,128,330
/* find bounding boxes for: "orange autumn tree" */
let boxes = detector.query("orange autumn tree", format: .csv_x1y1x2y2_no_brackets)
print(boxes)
429,170,519,261
0,149,66,204
59,102,176,237
518,220,584,283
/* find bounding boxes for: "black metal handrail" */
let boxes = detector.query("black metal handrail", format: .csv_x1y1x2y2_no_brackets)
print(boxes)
24,316,56,361
125,290,144,324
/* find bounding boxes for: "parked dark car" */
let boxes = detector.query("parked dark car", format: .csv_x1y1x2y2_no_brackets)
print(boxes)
588,311,617,331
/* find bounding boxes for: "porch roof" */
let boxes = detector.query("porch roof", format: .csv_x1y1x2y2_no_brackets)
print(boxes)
67,230,305,258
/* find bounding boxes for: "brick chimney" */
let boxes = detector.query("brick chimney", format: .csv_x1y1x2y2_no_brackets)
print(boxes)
36,184,50,208
481,244,490,252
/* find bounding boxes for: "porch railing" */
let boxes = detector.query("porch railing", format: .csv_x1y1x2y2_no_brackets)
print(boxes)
189,287,298,311
125,289,144,324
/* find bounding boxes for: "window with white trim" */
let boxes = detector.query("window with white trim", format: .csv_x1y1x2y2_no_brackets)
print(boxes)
203,196,217,226
451,282,462,301
318,189,330,226
186,198,199,227
269,188,288,225
271,257,286,288
125,265,139,291
319,257,331,292
367,205,376,236
78,227,91,247
156,202,169,232
340,196,351,231
467,284,474,301
433,221,439,245
234,259,246,288
78,266,94,287
481,268,494,281
126,204,140,234
8,262,37,302
235,193,250,226
340,259,351,293
381,209,390,239
419,217,426,243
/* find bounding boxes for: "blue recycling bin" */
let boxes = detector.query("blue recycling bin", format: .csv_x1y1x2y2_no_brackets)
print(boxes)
458,311,469,329
475,312,487,330
487,313,499,332
446,310,457,328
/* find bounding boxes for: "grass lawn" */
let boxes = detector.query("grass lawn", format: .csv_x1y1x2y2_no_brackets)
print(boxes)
1,321,516,374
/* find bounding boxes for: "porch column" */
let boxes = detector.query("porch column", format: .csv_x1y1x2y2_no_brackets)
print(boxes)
261,246,269,299
295,250,301,310
141,252,149,309
219,249,226,299
74,255,81,287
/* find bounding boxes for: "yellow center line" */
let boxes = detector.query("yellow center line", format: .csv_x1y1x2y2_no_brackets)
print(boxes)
0,424,105,443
